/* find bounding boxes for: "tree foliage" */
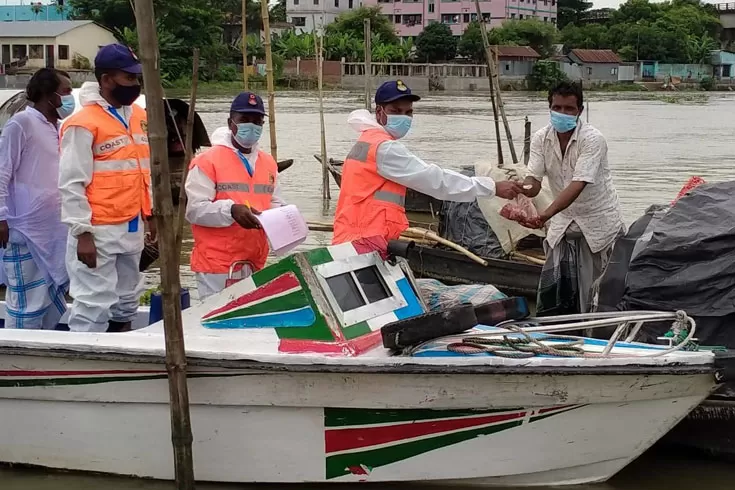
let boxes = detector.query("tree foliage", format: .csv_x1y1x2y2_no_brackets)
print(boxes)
415,23,457,63
457,22,485,63
557,0,593,29
527,61,569,91
559,0,721,63
325,6,399,45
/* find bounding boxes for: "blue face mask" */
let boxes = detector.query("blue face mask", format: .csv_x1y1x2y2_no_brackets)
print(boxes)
233,122,262,148
550,111,578,133
55,93,75,119
384,114,413,139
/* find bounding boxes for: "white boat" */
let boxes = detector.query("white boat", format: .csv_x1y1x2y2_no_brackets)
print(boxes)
0,240,728,486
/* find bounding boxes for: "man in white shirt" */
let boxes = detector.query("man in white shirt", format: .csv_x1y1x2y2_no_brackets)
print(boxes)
521,81,625,314
0,68,73,329
332,80,522,246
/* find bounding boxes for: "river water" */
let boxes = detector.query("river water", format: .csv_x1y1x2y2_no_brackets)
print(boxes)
1,89,734,486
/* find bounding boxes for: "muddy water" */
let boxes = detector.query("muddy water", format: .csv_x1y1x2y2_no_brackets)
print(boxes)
1,90,735,486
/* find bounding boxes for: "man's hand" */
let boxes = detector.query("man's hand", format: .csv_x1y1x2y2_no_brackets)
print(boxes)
0,221,8,249
523,211,551,230
495,180,524,200
231,204,262,229
77,232,97,268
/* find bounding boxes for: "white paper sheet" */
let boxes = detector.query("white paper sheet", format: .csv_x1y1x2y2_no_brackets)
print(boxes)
256,204,308,256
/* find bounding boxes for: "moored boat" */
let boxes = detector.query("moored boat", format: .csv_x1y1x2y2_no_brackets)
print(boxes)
0,239,728,485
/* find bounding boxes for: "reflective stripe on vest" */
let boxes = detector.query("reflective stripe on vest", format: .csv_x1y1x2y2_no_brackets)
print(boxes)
374,190,405,207
190,146,278,274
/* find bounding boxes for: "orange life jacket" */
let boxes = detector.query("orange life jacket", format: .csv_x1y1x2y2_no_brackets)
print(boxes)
332,128,408,245
61,104,151,225
189,145,277,274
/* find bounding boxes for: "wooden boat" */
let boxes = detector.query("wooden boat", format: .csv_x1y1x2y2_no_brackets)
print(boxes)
314,154,543,297
0,239,727,484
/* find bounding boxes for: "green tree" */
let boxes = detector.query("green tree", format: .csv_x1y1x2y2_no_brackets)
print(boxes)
415,22,457,62
323,32,364,61
488,19,559,58
458,21,485,63
326,6,399,45
273,31,314,59
527,61,569,91
270,0,287,23
557,0,593,29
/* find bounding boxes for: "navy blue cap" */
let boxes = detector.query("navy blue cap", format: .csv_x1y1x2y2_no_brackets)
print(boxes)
375,80,421,105
95,44,142,74
231,91,266,115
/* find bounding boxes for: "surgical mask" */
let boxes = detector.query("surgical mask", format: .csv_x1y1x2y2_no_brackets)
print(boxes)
550,111,578,133
111,83,142,106
233,122,262,148
384,114,412,139
55,93,75,119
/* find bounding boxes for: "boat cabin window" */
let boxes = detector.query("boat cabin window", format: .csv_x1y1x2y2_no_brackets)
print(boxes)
314,252,410,325
325,265,390,312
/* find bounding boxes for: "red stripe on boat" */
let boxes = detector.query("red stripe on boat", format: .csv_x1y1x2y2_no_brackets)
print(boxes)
536,405,574,414
325,410,527,453
203,273,300,320
278,331,382,355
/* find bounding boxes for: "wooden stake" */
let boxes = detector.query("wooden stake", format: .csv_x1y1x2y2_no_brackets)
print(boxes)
491,44,519,164
242,0,248,89
363,18,371,111
472,1,503,166
133,0,195,488
261,0,277,159
313,25,330,201
523,116,531,166
175,48,200,262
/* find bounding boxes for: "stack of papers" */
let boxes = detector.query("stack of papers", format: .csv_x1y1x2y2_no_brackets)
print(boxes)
256,204,309,256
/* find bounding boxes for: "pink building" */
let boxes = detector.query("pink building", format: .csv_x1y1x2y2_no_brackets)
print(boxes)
363,0,558,38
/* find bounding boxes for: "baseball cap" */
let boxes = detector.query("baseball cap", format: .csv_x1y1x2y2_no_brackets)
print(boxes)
95,44,142,74
231,92,266,115
374,80,421,105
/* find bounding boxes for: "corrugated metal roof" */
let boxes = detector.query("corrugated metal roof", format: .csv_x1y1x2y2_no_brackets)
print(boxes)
570,49,622,64
496,46,541,59
0,20,95,38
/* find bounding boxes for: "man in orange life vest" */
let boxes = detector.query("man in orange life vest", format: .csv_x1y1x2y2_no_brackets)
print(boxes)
185,92,286,300
59,44,152,333
333,80,523,247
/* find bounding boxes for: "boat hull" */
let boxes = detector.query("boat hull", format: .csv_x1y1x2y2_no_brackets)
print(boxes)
0,354,714,485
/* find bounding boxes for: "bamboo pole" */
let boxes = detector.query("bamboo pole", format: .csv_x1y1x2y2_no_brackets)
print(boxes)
313,23,330,201
523,116,531,166
363,18,371,111
174,48,200,263
490,42,519,164
132,0,195,488
261,0,277,159
472,1,503,166
242,0,248,89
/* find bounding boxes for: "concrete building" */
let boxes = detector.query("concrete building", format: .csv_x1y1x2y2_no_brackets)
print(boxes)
0,21,118,71
496,45,540,77
567,49,622,83
718,2,735,50
365,0,557,39
286,0,362,33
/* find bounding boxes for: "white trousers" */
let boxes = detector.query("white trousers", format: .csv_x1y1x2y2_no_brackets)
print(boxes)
196,264,252,301
66,221,144,332
3,241,67,330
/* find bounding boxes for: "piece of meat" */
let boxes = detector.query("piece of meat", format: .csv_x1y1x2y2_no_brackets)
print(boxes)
500,195,539,228
672,176,705,204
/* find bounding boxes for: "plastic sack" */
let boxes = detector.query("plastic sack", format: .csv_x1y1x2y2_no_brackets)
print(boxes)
416,278,506,312
474,159,554,254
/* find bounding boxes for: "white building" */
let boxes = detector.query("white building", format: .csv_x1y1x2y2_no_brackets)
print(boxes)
286,0,361,33
0,21,118,71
